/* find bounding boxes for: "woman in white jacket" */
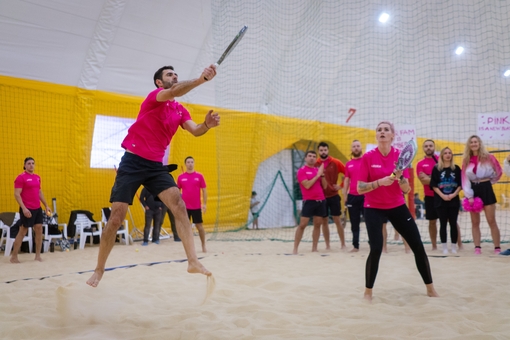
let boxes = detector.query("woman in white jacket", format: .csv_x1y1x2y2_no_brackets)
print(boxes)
461,135,502,255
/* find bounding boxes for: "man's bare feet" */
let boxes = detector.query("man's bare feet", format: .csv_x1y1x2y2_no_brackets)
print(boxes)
34,256,43,262
10,256,20,264
349,248,359,253
363,288,373,303
426,284,439,297
341,244,347,250
187,260,211,276
431,246,437,251
86,270,104,287
202,247,207,253
325,245,331,250
292,249,298,255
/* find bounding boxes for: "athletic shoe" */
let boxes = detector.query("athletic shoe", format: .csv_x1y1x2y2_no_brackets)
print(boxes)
499,249,510,256
494,248,501,255
153,240,160,244
474,247,481,255
142,242,149,246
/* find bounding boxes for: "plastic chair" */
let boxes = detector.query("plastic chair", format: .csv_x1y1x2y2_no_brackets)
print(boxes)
101,208,130,245
43,222,68,252
64,213,102,249
501,194,510,209
1,213,33,256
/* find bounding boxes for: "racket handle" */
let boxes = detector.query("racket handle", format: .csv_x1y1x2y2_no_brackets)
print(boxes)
204,63,220,81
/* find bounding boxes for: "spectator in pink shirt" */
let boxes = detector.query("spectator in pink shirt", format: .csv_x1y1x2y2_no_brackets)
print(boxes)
293,151,327,254
357,121,438,302
11,157,52,263
342,140,364,252
177,157,208,253
87,64,218,287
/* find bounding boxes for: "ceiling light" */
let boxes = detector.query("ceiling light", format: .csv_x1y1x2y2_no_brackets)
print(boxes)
379,13,389,23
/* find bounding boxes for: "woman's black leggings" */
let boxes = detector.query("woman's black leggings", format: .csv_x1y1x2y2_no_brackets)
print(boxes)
436,206,459,244
365,204,433,289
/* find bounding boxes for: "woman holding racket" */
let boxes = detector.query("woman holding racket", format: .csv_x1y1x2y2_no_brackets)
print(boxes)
429,147,462,254
461,135,502,255
357,121,438,302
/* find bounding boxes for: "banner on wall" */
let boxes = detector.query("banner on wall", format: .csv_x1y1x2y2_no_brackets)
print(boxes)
393,124,416,150
477,112,510,141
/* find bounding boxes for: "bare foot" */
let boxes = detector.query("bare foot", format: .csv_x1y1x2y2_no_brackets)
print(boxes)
187,260,211,276
349,248,359,253
202,247,207,253
382,247,388,253
341,244,347,250
10,256,20,264
34,256,43,262
431,246,437,251
325,245,331,250
363,288,373,303
311,249,318,253
426,284,439,297
86,270,104,287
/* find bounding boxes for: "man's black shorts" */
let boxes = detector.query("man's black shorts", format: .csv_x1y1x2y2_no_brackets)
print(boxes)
325,194,342,216
301,200,327,218
110,152,177,205
19,207,43,228
187,209,203,224
424,195,439,220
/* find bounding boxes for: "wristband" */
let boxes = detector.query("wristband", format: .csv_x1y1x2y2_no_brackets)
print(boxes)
204,121,210,129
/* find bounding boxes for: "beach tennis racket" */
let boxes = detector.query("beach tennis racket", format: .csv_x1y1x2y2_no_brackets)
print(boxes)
391,139,417,177
204,25,248,80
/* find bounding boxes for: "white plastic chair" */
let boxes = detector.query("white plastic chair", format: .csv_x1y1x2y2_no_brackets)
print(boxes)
64,213,102,249
501,194,510,209
101,208,130,245
43,222,68,252
1,213,33,256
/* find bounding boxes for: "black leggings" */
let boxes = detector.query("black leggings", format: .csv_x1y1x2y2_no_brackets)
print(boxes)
365,205,433,289
436,206,459,244
346,194,364,249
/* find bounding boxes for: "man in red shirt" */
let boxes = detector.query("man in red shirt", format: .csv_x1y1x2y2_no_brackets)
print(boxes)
11,157,52,263
87,64,218,287
177,156,207,253
316,142,346,250
293,151,327,254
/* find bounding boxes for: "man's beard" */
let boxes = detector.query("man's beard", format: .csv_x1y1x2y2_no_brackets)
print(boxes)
319,154,328,160
352,151,362,158
425,150,435,156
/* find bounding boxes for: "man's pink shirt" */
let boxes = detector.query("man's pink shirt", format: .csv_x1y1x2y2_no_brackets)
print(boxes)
122,88,192,162
359,147,409,209
177,172,206,210
416,157,437,197
14,172,41,209
297,166,325,201
344,158,363,196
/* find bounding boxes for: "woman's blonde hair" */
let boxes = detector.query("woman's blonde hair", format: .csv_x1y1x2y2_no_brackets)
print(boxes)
437,147,455,171
462,135,490,167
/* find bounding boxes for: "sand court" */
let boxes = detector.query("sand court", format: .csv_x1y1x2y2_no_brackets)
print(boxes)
1,237,509,339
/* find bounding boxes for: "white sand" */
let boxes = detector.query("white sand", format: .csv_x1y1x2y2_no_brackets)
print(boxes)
1,237,509,339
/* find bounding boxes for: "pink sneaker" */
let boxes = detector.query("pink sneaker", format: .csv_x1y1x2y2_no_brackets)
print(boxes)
494,248,501,255
474,247,482,255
